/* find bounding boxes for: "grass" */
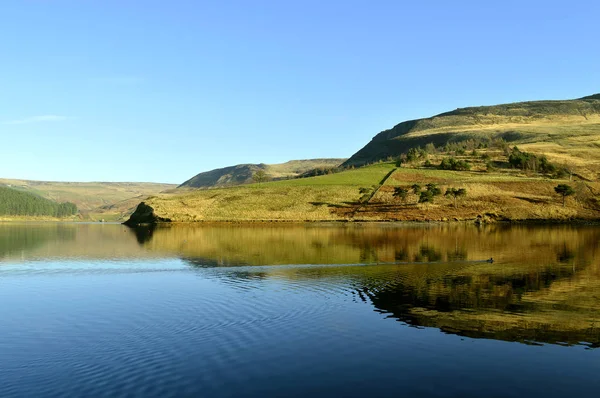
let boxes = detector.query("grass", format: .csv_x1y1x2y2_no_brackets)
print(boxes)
0,179,176,221
137,157,599,223
267,162,395,186
143,164,396,222
343,97,600,181
179,158,346,188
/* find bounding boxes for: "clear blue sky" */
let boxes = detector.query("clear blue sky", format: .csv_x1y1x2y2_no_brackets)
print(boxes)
1,0,598,183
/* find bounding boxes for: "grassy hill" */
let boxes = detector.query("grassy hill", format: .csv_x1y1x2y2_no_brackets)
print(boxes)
125,94,600,225
0,179,176,221
343,95,600,181
126,161,599,224
179,158,346,188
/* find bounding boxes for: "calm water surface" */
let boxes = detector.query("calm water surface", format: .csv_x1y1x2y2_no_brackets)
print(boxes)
1,223,599,397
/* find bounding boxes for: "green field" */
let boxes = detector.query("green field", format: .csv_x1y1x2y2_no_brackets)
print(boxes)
132,156,599,223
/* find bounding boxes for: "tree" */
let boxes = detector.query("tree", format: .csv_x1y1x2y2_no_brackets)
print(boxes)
0,186,78,217
252,170,268,186
358,187,374,203
406,147,420,162
410,184,421,204
393,187,409,204
439,157,471,171
419,184,442,205
425,183,442,196
419,190,435,204
554,184,575,207
445,187,467,208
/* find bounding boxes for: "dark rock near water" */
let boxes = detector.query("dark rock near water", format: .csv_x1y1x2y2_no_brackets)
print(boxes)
123,202,170,226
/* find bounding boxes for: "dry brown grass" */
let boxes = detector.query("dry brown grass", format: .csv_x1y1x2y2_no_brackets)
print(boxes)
140,162,600,223
0,179,176,221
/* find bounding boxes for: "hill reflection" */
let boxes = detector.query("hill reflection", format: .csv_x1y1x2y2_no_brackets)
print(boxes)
3,222,599,347
142,223,599,347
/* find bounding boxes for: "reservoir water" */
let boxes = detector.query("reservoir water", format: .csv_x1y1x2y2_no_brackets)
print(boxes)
1,223,599,397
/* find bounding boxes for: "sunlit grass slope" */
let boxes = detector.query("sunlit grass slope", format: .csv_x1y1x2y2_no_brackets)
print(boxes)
143,163,395,222
343,96,600,180
131,95,600,224
0,179,176,221
135,158,599,222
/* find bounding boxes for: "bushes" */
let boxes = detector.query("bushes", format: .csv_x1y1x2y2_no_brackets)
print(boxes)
439,157,472,171
508,147,558,174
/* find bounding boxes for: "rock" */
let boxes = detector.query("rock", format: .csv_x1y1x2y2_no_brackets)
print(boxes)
123,202,171,226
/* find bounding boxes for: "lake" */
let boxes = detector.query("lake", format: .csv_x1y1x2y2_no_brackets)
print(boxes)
1,222,599,397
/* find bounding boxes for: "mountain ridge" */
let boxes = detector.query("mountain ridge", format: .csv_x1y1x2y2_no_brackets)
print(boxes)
343,95,600,178
179,158,346,189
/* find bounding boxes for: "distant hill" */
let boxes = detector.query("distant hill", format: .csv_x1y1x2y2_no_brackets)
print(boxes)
0,179,176,221
0,185,77,218
179,159,346,189
580,93,600,100
343,94,600,180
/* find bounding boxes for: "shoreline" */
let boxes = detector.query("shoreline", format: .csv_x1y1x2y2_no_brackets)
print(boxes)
121,217,600,227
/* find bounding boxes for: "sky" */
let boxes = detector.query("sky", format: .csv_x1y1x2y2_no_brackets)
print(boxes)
1,0,599,183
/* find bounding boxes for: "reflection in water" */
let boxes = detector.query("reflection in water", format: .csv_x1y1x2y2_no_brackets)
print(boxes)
142,223,598,348
0,224,76,260
2,223,600,348
0,223,160,262
2,223,600,397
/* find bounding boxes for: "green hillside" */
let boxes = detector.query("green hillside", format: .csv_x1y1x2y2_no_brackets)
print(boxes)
343,95,600,181
0,186,77,218
179,158,346,189
0,179,176,221
125,94,600,225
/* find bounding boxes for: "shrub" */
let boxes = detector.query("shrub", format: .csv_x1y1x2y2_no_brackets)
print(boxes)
439,157,471,171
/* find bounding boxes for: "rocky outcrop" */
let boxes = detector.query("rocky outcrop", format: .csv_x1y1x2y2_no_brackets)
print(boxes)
123,202,171,226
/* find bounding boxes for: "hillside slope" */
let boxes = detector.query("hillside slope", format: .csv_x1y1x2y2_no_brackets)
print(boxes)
125,161,599,224
179,159,346,188
0,185,77,219
0,179,176,221
125,94,600,225
343,95,600,180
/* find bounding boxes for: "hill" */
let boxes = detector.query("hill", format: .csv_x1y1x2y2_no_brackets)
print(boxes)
0,185,77,219
343,95,600,180
179,159,346,189
0,179,176,221
125,94,600,225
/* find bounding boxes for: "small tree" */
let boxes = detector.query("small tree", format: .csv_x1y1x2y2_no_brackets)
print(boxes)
359,187,374,203
445,187,467,208
425,183,442,196
554,184,575,207
410,184,422,204
419,184,442,205
419,190,434,204
393,187,409,204
252,170,268,186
